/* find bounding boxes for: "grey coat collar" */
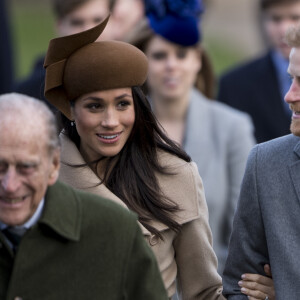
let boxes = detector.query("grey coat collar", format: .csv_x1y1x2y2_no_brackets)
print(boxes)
290,138,300,202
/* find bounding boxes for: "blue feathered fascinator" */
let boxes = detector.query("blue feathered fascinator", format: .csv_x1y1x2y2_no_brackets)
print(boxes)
145,0,204,46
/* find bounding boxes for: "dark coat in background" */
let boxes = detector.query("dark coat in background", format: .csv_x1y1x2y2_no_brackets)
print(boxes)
14,55,56,112
217,51,291,143
0,0,14,93
0,181,168,300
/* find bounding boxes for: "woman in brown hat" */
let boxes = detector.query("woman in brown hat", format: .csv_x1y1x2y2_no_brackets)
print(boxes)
44,16,224,299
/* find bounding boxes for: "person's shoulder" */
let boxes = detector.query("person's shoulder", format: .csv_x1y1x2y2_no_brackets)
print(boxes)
156,151,202,224
219,52,270,82
211,98,252,122
250,134,300,165
257,134,298,152
158,150,195,172
52,180,137,224
193,89,253,127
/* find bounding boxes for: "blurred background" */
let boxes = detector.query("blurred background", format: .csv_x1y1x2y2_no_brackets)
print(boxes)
8,0,265,80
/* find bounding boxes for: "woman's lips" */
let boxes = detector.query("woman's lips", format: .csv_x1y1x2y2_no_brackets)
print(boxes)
96,132,122,144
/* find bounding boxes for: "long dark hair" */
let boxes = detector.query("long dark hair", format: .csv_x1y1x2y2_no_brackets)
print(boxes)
61,86,191,238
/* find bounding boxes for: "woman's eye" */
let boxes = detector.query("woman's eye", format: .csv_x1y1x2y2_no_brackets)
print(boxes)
151,52,167,60
117,101,130,109
86,103,101,110
176,49,188,59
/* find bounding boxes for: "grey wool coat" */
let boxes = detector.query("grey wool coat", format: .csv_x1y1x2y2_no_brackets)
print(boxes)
184,89,255,273
0,181,168,300
223,134,300,299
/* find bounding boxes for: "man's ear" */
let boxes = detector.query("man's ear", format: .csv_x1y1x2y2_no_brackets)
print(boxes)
48,148,61,186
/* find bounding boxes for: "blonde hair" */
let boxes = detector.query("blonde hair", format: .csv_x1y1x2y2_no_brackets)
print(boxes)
0,93,60,153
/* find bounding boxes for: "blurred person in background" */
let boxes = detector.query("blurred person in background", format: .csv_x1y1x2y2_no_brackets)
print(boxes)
0,0,14,94
127,0,255,276
110,0,145,41
218,0,300,143
14,0,115,111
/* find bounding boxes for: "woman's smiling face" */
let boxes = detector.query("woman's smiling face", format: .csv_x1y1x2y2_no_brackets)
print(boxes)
72,87,135,162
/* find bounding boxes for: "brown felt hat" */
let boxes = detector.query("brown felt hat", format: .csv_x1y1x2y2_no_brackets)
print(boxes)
44,16,148,119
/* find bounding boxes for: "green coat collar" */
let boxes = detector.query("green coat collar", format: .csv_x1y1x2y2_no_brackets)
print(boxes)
38,181,81,242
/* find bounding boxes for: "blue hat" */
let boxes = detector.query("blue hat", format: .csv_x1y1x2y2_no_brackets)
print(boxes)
145,0,204,46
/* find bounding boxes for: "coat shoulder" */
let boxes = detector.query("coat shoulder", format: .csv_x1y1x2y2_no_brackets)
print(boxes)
156,151,205,226
219,52,271,83
251,134,300,165
49,180,137,229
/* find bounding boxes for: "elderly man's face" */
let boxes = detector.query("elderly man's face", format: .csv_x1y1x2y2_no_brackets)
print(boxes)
0,122,59,226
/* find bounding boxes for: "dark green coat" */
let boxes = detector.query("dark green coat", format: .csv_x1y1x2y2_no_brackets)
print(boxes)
0,181,168,300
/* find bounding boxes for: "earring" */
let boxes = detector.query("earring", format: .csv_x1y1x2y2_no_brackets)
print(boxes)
71,121,75,126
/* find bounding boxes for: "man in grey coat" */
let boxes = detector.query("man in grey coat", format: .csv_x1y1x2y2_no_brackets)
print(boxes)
0,93,168,300
222,25,300,300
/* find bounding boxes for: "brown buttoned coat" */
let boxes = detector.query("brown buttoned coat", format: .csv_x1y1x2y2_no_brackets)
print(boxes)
59,133,225,299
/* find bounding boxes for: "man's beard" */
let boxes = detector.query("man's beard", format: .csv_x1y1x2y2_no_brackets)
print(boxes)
290,118,300,137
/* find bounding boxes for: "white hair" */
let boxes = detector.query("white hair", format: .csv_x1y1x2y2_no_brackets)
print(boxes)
0,93,60,152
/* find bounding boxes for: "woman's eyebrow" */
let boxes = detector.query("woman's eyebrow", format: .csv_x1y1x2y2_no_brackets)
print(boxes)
82,96,103,102
115,93,133,100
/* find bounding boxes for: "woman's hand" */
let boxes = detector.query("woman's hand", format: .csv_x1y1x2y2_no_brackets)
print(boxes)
238,264,275,300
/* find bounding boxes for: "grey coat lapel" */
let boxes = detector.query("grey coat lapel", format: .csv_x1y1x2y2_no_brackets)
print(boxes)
184,89,212,175
289,141,300,202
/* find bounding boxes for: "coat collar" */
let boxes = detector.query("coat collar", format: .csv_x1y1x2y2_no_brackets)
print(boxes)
293,138,300,158
288,136,300,203
58,133,200,235
58,133,152,235
38,181,81,242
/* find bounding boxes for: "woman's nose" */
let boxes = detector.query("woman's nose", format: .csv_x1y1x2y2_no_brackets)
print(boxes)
101,109,119,128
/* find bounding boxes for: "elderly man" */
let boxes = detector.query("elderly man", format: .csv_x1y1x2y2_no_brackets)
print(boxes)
222,25,300,300
0,93,168,299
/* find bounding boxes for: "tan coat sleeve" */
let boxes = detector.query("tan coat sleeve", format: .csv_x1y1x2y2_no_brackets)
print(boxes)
173,163,225,300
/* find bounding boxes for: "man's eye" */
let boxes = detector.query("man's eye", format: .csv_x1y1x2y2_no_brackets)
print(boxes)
291,16,300,22
17,164,35,174
270,16,282,23
70,19,84,26
0,162,7,173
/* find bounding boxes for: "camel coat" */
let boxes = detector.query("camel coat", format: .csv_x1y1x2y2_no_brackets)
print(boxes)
59,133,224,299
